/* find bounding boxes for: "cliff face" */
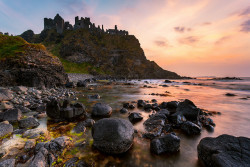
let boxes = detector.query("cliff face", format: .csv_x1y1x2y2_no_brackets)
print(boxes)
22,29,181,79
0,34,69,87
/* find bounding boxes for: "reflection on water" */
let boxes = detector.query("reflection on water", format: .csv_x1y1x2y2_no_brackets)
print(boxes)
43,78,250,167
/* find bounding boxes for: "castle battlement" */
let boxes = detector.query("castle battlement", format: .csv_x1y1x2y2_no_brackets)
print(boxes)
44,14,129,35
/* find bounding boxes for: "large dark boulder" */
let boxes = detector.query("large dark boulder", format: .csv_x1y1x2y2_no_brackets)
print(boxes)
46,99,86,120
197,134,250,167
0,121,13,138
172,99,200,120
150,133,180,154
92,103,112,117
92,118,134,154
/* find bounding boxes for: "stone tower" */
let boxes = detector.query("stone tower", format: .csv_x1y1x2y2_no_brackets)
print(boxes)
54,14,64,34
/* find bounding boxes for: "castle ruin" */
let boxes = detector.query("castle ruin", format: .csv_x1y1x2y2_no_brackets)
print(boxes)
44,14,129,35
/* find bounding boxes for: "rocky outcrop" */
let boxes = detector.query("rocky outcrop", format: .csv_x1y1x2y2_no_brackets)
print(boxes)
150,133,180,154
92,118,134,154
197,134,250,167
46,99,86,120
0,35,69,87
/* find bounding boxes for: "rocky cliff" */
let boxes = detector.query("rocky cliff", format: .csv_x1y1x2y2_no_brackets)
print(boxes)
21,29,181,79
0,34,69,87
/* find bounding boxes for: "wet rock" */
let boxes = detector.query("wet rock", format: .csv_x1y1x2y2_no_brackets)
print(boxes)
164,80,172,83
0,159,15,167
144,104,152,111
225,93,236,96
76,160,92,167
172,99,200,121
0,89,13,101
92,103,112,117
158,109,170,117
65,82,76,88
123,103,130,109
137,100,146,108
120,108,128,114
46,99,86,120
150,133,180,154
18,117,40,129
77,81,88,87
64,157,79,167
144,113,166,131
73,122,86,133
23,128,50,140
88,94,101,99
205,124,214,132
129,104,135,109
128,112,143,123
46,136,72,153
197,134,250,167
181,121,201,135
0,121,13,138
162,124,173,133
152,99,157,103
92,118,134,154
0,108,22,122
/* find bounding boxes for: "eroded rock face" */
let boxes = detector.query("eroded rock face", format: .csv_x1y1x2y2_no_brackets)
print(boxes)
150,133,180,154
91,103,112,117
0,38,68,87
92,118,134,154
197,134,250,167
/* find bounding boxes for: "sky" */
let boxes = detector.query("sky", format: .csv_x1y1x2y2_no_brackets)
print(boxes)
0,0,250,77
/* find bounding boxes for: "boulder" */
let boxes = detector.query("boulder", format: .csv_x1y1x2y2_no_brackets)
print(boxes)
18,117,40,129
24,139,36,151
120,108,128,114
0,89,13,101
0,109,22,122
0,159,15,167
128,112,143,123
197,134,250,167
92,118,134,154
23,128,50,140
181,121,201,135
0,121,13,138
172,99,200,120
28,147,48,167
0,138,27,157
46,99,86,120
92,103,112,117
137,100,146,108
150,133,180,154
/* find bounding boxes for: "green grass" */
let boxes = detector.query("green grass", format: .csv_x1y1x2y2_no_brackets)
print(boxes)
0,34,45,60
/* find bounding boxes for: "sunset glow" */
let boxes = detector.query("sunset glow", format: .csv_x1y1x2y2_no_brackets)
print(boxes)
1,0,249,76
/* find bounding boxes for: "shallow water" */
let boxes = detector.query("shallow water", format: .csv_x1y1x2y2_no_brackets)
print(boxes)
40,78,250,167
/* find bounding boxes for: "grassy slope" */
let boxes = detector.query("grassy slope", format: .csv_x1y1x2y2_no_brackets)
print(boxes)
0,34,46,60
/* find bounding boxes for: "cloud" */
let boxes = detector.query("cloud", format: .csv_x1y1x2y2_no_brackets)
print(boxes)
178,36,200,45
215,36,231,45
174,26,192,33
202,22,212,26
154,40,169,48
240,19,250,33
239,6,250,16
